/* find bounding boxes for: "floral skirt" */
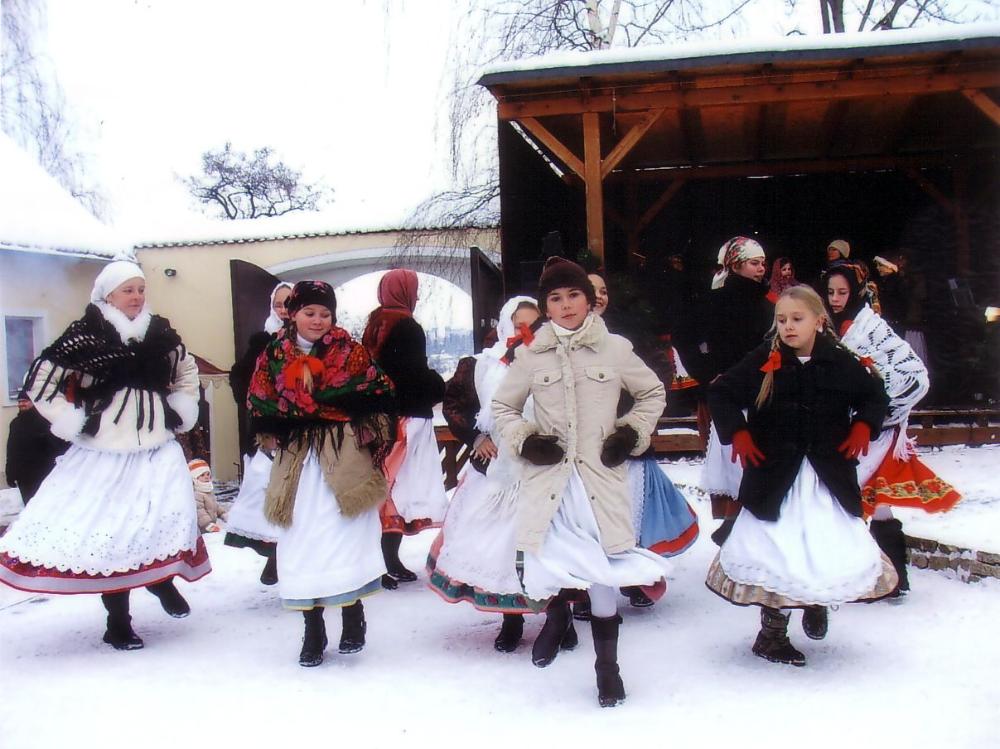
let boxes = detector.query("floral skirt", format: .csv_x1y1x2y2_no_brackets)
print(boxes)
0,441,210,594
857,427,961,518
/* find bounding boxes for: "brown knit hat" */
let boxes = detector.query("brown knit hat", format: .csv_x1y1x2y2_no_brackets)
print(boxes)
537,256,597,308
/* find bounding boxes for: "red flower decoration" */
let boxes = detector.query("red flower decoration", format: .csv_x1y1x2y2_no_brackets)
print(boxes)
759,350,782,373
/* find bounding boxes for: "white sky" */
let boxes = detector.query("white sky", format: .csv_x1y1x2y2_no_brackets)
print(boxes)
44,0,460,236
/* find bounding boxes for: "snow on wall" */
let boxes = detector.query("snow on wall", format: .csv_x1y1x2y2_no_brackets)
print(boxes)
0,134,124,258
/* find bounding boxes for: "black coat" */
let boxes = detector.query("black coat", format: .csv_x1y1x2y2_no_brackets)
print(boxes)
707,335,889,521
230,331,272,409
376,317,445,418
686,273,773,386
5,407,70,502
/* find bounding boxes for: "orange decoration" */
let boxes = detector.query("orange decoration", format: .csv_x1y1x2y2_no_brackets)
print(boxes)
759,350,782,373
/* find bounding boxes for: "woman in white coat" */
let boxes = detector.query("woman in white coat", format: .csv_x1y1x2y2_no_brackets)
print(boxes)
0,258,209,650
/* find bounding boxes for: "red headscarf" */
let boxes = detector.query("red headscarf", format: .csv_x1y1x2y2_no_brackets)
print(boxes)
362,269,419,358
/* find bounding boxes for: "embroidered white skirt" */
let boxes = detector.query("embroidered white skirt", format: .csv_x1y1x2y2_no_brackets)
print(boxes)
521,469,671,601
434,465,522,595
0,441,209,593
277,450,385,608
390,417,449,524
700,422,744,499
718,460,885,606
226,450,281,544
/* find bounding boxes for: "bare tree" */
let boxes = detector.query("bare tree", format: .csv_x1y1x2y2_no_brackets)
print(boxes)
181,142,331,220
1,0,108,219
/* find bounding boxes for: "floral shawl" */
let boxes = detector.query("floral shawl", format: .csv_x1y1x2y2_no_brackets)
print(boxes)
247,324,396,460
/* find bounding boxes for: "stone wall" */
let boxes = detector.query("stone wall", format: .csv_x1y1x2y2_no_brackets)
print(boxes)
906,536,1000,583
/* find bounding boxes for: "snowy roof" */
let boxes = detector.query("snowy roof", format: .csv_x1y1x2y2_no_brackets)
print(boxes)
479,22,1000,86
0,134,124,260
133,207,497,249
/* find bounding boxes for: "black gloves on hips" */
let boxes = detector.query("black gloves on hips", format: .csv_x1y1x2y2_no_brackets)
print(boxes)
600,425,638,468
521,434,565,466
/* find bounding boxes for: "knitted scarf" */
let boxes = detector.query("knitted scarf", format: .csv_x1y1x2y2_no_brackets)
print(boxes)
24,303,185,435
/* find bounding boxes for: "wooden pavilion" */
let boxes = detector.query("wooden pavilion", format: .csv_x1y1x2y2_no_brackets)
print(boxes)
479,25,1000,290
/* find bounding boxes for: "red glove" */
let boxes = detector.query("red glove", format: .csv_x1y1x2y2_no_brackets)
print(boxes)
731,430,765,468
838,421,871,459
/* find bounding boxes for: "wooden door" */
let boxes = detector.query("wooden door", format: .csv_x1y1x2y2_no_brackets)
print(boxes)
469,246,504,353
230,259,281,458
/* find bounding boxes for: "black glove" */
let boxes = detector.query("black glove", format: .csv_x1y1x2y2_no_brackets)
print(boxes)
521,434,564,466
600,425,638,468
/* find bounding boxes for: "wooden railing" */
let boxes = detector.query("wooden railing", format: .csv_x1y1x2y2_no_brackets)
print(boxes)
435,408,1000,488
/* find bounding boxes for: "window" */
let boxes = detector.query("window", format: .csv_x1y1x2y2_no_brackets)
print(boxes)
4,316,43,400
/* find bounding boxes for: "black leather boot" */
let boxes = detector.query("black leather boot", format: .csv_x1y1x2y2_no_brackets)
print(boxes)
101,592,144,650
752,607,806,666
621,586,654,608
381,533,417,583
146,579,190,618
802,606,829,640
494,613,524,653
299,608,328,667
572,597,592,621
532,596,574,667
870,518,910,596
259,551,278,586
339,601,367,654
591,614,626,708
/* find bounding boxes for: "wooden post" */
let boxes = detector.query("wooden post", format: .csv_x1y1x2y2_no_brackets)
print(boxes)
953,166,971,277
582,112,605,262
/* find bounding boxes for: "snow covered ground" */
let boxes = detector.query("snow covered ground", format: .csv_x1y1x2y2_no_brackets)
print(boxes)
1,456,998,748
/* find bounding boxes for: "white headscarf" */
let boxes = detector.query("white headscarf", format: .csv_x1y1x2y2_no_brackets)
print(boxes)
90,259,145,304
711,236,765,290
264,282,295,334
474,295,537,434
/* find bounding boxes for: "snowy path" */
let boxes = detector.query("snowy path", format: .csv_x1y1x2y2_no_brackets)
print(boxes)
2,463,998,748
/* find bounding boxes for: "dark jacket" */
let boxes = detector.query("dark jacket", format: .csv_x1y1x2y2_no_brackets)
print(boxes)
687,273,773,386
707,335,888,521
442,356,488,474
376,317,445,418
230,331,272,409
5,407,70,502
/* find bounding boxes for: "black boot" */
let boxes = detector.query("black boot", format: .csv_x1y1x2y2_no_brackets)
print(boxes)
494,613,524,653
710,514,737,547
802,606,829,640
339,601,367,654
299,608,328,667
259,551,278,586
381,533,417,583
532,596,574,667
146,579,190,618
752,607,806,667
572,597,592,621
621,586,654,608
591,614,626,708
101,592,144,650
870,518,910,596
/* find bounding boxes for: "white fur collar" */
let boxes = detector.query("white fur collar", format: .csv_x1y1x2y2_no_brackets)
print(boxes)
95,300,153,342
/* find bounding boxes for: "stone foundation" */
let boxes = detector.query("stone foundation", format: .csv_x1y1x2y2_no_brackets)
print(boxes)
906,536,1000,583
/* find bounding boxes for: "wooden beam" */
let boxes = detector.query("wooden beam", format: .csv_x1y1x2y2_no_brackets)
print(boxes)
517,117,586,178
905,168,956,216
601,108,666,179
637,179,687,234
497,68,1000,120
605,151,968,183
679,107,705,165
818,99,850,157
963,88,1000,127
582,112,605,261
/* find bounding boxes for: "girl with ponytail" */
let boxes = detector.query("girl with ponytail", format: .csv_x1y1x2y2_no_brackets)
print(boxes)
704,286,897,667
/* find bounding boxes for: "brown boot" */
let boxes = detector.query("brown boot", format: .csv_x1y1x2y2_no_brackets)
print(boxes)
752,607,806,667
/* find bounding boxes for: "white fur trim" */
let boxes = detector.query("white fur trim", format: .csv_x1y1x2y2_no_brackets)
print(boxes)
507,420,540,456
167,392,200,433
50,406,87,442
94,301,152,342
615,413,652,455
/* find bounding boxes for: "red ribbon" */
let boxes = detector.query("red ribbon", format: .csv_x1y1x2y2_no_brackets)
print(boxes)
859,355,875,370
759,350,782,373
505,322,535,349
